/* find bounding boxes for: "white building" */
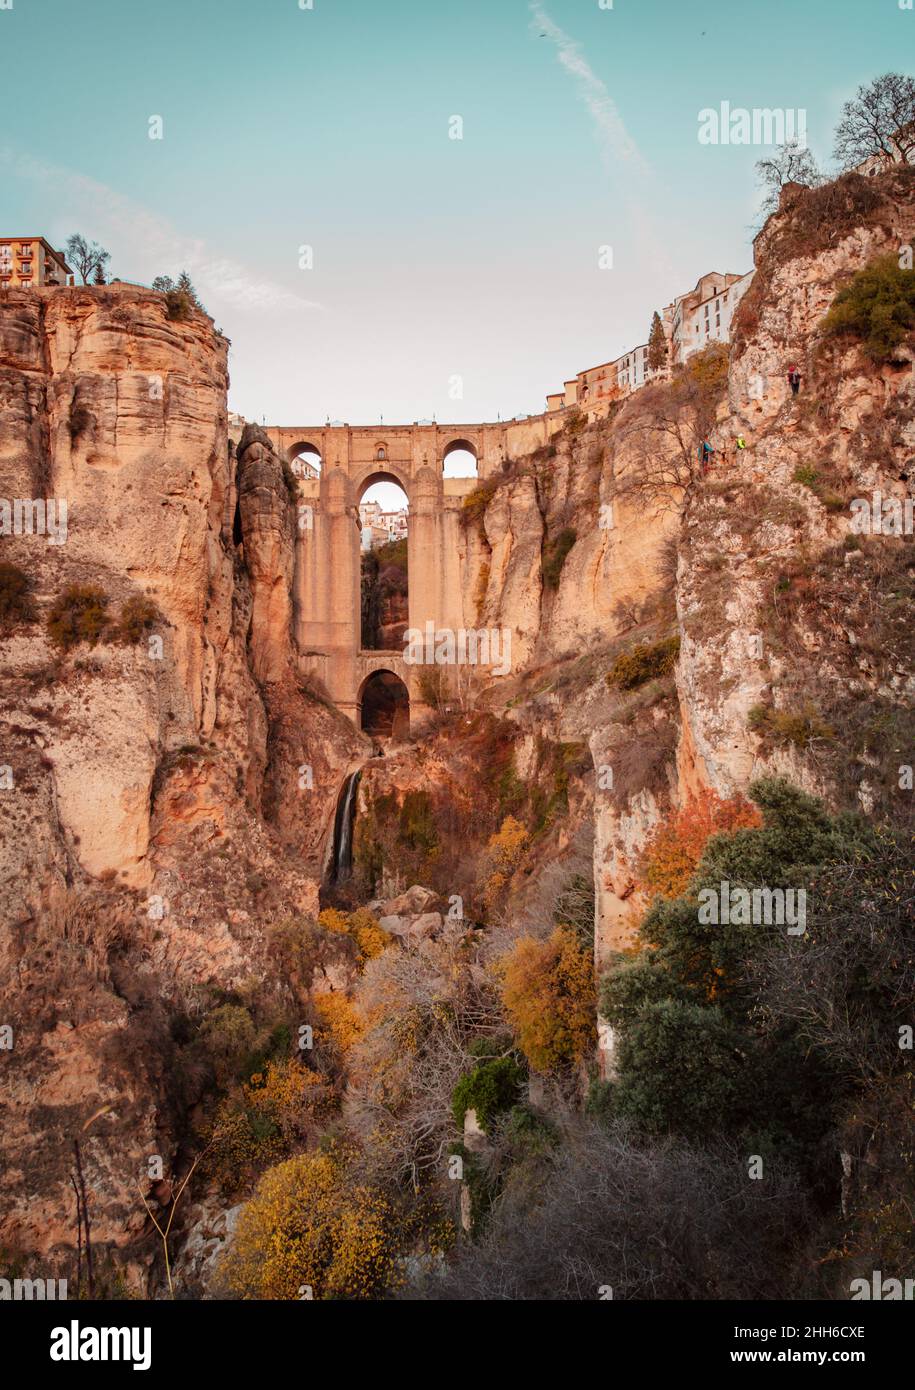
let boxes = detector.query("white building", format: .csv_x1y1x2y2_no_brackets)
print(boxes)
669,271,751,364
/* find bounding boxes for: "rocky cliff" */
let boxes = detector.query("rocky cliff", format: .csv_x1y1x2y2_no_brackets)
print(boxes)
0,287,361,1278
1,166,913,1288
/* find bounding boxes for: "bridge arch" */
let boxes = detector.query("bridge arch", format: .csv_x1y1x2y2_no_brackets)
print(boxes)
357,667,410,738
355,466,412,505
287,439,322,477
442,437,479,477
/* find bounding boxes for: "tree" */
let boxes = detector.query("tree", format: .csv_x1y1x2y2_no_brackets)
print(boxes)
151,276,175,293
409,1121,806,1301
92,261,107,286
499,926,595,1074
613,342,730,510
638,790,762,900
65,234,111,285
647,310,667,372
755,139,823,219
822,253,915,361
833,72,915,171
218,1148,402,1299
176,270,201,306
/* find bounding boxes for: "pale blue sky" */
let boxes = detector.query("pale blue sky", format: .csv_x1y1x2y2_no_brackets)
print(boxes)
0,0,909,427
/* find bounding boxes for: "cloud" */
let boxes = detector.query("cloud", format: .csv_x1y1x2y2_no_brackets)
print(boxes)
0,147,321,315
528,2,675,284
529,0,649,175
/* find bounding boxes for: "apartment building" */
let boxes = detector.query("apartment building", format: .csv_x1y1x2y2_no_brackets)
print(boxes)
0,237,72,289
547,266,755,414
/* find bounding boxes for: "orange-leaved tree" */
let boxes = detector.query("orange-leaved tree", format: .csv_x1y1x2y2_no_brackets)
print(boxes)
638,790,762,900
498,926,595,1074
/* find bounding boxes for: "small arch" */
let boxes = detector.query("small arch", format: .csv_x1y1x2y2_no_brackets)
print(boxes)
287,440,322,479
375,443,387,461
358,669,409,738
442,437,478,478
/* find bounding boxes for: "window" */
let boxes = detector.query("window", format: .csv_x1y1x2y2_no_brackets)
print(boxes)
21,280,32,288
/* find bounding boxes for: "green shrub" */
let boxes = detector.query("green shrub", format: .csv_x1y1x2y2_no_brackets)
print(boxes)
607,635,681,691
0,562,36,628
46,584,109,651
452,1053,526,1132
542,527,577,590
165,288,194,321
399,789,438,853
792,465,847,513
822,254,915,361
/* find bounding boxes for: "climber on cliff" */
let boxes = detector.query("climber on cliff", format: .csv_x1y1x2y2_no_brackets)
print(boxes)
787,364,802,396
735,433,747,459
698,439,715,473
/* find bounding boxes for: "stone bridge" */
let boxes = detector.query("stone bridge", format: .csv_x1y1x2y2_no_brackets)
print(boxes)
264,416,562,728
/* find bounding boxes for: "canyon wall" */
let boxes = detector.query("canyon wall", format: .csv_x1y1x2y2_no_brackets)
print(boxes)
0,288,361,1274
1,166,913,1280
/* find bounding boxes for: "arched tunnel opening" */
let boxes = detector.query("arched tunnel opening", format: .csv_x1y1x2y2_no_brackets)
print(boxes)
359,670,409,739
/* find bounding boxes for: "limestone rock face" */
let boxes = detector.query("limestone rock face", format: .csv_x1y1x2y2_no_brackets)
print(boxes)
0,286,361,1274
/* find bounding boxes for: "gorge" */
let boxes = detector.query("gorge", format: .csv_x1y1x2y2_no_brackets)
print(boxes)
0,166,913,1300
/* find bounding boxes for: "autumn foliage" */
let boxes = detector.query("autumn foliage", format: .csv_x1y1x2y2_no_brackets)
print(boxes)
220,1147,402,1300
499,926,595,1074
638,790,762,900
483,815,530,911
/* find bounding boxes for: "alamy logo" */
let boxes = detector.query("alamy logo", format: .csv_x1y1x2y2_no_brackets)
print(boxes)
850,490,914,536
50,1320,151,1371
697,881,807,935
849,1271,914,1300
0,1276,67,1300
403,621,512,677
698,102,807,147
0,497,68,545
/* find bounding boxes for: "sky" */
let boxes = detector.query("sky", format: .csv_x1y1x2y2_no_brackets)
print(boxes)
0,0,910,436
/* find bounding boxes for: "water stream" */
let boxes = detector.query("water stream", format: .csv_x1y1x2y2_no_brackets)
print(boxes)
330,769,362,881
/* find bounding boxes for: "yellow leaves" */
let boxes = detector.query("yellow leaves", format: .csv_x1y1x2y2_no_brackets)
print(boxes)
483,815,530,912
219,1148,401,1300
487,815,530,871
313,991,364,1054
499,926,596,1074
243,1059,324,1132
318,906,392,964
318,908,349,935
203,1058,327,1188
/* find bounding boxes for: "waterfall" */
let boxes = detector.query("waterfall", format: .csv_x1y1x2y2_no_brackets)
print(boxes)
331,770,362,881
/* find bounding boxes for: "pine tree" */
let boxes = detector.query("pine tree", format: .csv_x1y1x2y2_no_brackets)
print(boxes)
176,270,199,305
647,310,667,372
